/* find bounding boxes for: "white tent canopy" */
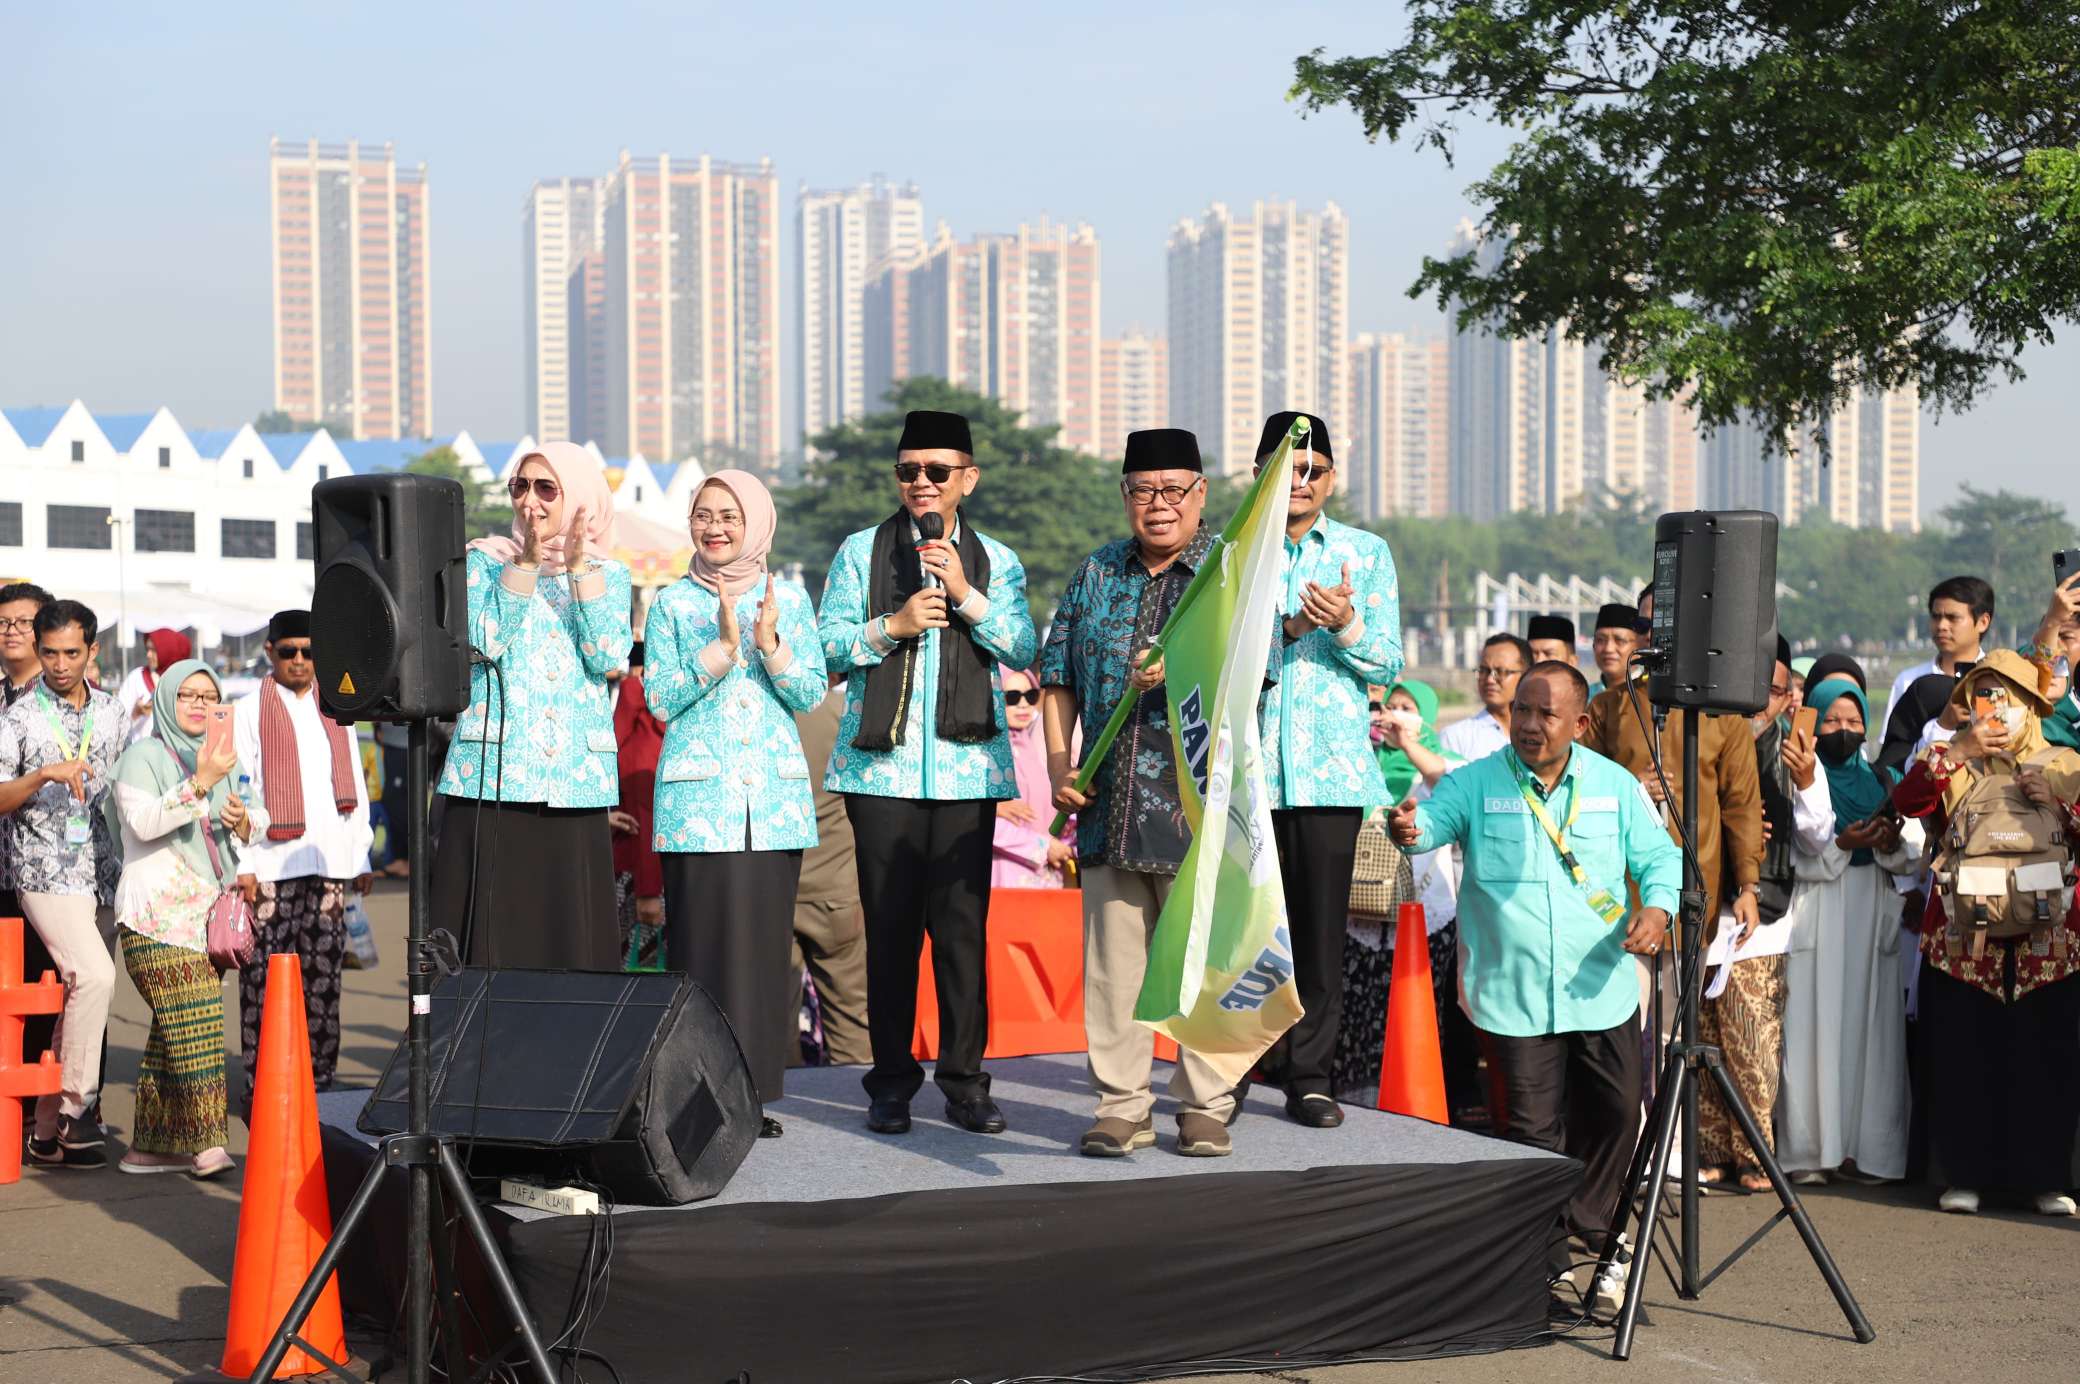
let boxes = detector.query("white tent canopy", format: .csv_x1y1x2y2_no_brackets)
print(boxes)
66,585,288,645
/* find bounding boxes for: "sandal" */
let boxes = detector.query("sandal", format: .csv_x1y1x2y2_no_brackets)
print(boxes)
118,1151,191,1175
1737,1168,1773,1194
190,1148,235,1180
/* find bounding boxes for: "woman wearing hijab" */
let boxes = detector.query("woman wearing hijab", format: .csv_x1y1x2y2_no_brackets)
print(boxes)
1777,664,1915,1185
610,641,667,969
431,441,633,970
991,667,1073,888
116,629,194,746
1332,680,1463,1104
1893,650,2080,1215
647,471,826,1134
103,660,250,1177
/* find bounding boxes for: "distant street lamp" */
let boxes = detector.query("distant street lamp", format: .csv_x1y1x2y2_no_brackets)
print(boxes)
105,513,129,679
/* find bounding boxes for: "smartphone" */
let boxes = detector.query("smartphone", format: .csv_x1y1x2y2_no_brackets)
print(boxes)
2056,549,2080,590
1792,706,1818,741
204,705,235,763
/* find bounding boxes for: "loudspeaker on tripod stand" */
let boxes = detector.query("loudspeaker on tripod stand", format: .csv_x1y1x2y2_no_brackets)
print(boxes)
312,472,470,721
1645,509,1779,716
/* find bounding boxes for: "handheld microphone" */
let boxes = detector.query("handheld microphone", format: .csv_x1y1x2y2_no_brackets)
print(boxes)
915,512,945,590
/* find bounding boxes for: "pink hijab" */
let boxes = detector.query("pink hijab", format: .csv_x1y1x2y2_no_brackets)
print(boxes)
1002,668,1053,824
687,470,777,596
470,440,617,576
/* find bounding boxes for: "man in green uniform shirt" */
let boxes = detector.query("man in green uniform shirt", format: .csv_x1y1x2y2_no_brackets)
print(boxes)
1391,660,1679,1297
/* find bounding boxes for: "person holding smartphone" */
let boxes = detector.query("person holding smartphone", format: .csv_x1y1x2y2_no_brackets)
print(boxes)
229,610,373,1108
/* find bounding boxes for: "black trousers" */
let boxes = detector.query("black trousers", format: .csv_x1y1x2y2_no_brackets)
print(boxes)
845,795,995,1104
662,849,803,1106
1486,1013,1642,1269
1919,963,2080,1197
1262,807,1362,1098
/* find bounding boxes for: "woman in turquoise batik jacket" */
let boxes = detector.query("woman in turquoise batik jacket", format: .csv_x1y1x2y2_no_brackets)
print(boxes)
430,441,633,972
647,470,825,1132
816,409,1037,1138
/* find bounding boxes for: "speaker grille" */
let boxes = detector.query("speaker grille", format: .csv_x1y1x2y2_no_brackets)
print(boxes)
313,561,400,717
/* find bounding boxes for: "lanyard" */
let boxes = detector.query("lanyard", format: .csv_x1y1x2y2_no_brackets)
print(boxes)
1506,750,1626,924
36,684,91,764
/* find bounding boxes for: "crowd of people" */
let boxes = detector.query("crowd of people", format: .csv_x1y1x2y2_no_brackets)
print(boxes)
7,410,2079,1318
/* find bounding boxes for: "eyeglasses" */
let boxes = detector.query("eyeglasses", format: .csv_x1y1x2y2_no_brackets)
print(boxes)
1769,684,1792,698
1002,688,1040,706
174,691,221,707
1475,665,1523,682
1122,481,1202,508
894,462,972,485
507,476,561,503
273,643,313,661
0,617,33,634
690,509,743,528
1252,459,1333,484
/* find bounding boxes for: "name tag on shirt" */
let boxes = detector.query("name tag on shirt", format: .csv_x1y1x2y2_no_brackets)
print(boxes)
1483,797,1527,815
1578,796,1621,813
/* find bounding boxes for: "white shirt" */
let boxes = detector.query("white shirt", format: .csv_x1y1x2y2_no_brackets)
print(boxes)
116,666,156,745
1438,707,1510,764
1885,653,1980,722
231,680,373,883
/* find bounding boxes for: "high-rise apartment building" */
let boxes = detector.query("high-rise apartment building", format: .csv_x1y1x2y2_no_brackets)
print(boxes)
1698,382,1920,531
269,137,431,440
1348,333,1448,519
523,177,605,444
1099,330,1169,459
798,178,925,444
862,219,1103,451
565,251,607,448
602,152,781,467
1166,201,1348,473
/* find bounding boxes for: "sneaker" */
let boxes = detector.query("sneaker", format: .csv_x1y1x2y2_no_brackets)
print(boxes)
2033,1193,2077,1217
1175,1112,1232,1158
1079,1116,1155,1157
1938,1187,1980,1215
1591,1233,1633,1317
27,1135,106,1170
55,1114,105,1150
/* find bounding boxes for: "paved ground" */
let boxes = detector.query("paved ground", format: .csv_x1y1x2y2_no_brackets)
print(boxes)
3,883,2075,1383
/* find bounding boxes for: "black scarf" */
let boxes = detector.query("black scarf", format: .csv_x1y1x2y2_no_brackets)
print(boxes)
853,510,997,751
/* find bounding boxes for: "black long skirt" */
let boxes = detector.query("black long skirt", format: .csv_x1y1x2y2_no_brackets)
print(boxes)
1919,962,2080,1196
430,796,618,972
662,849,803,1105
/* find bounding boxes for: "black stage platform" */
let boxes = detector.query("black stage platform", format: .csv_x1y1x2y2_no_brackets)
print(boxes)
316,1054,1580,1383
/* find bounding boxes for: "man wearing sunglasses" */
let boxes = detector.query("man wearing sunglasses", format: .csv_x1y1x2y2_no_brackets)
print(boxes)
1246,412,1406,1128
229,609,374,1108
819,409,1038,1138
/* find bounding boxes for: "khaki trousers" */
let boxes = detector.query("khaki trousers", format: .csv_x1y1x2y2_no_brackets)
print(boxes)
1082,865,1235,1123
20,891,116,1130
791,898,872,1068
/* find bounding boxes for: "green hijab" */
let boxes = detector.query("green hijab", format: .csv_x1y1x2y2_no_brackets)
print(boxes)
103,659,235,886
1805,675,1894,866
1376,678,1446,804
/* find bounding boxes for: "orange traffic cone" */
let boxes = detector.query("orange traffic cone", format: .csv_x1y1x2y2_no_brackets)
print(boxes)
1376,903,1449,1124
221,955,347,1378
1,916,64,1185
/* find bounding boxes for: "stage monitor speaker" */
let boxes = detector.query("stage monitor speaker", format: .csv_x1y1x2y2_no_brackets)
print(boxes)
311,473,469,722
358,968,761,1207
1646,509,1779,716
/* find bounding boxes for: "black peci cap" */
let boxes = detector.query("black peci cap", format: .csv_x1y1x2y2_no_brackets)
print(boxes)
897,410,973,455
1255,411,1331,464
1123,428,1203,475
1528,614,1576,644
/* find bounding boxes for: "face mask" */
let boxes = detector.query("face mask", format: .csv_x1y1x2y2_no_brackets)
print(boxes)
1816,729,1864,765
2001,706,2026,737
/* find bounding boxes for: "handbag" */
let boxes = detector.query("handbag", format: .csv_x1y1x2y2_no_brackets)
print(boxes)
197,793,257,974
1348,806,1418,920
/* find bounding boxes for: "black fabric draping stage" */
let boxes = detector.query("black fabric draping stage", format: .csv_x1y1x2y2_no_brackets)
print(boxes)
315,1054,1580,1383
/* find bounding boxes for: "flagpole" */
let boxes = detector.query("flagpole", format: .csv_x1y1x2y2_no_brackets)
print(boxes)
1047,417,1310,836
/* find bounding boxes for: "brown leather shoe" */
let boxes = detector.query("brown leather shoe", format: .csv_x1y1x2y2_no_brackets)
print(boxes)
1175,1112,1232,1157
1079,1116,1155,1157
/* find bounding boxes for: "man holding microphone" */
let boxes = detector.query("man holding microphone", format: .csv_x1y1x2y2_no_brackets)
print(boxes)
1390,659,1679,1305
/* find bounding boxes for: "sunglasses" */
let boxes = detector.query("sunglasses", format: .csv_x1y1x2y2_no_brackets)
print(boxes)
273,643,313,661
894,462,971,485
1002,688,1040,706
507,476,562,503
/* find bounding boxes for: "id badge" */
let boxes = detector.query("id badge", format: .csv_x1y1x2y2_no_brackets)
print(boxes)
65,811,90,846
1586,887,1626,926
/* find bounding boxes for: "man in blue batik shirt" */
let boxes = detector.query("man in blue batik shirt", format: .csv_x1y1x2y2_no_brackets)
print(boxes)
1251,411,1406,1129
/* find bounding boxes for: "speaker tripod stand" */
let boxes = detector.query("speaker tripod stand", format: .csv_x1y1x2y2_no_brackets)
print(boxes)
1597,704,1876,1360
244,721,557,1384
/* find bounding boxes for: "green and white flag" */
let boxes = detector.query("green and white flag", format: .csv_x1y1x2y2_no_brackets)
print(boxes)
1131,419,1304,1079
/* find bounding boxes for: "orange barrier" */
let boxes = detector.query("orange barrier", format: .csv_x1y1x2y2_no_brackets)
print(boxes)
1376,903,1449,1123
912,889,1088,1059
0,917,63,1185
221,955,347,1378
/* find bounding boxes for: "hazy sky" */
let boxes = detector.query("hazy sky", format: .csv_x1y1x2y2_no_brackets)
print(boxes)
6,2,2075,518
